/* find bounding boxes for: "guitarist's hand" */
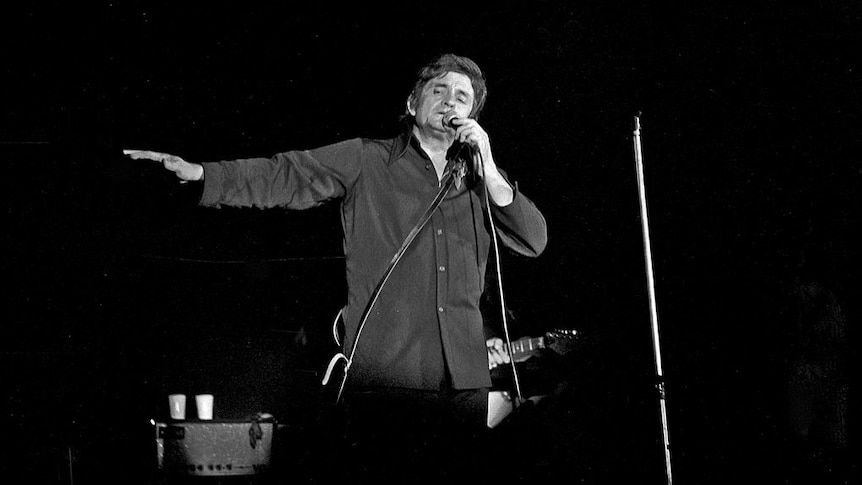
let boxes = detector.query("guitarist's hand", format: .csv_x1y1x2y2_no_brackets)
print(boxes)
486,338,510,370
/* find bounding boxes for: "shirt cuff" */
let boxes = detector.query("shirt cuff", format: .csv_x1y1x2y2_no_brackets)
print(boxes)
199,162,223,207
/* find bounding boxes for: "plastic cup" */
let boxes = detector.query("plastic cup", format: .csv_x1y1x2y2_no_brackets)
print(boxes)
195,394,214,420
168,394,186,420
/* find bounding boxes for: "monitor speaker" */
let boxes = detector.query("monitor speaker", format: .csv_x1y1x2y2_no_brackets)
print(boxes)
154,420,275,477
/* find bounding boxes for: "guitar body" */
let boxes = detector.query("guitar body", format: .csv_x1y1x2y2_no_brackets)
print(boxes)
487,390,514,428
487,391,548,428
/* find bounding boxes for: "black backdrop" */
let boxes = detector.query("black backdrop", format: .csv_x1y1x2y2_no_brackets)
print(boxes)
2,2,859,483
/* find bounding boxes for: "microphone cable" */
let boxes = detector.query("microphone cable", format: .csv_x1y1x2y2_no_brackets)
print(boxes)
474,148,525,406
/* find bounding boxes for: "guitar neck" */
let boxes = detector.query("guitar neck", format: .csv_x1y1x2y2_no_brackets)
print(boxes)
507,336,545,361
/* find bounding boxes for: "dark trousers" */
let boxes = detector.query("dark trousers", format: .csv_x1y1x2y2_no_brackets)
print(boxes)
334,387,490,484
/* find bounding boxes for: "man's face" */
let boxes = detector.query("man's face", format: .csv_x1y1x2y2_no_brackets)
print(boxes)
409,71,475,135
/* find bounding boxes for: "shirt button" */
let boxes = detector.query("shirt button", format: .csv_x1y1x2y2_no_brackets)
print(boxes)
438,306,444,313
438,266,446,272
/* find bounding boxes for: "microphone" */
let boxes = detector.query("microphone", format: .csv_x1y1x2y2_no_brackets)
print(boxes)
443,113,461,130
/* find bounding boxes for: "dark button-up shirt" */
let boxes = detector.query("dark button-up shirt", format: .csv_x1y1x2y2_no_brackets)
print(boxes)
200,130,547,390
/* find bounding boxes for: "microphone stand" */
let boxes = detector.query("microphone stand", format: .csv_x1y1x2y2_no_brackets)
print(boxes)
632,114,673,485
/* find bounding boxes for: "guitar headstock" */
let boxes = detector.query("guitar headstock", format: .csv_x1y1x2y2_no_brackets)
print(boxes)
543,329,580,356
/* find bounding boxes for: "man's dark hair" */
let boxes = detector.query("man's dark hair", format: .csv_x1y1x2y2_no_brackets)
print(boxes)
404,53,488,121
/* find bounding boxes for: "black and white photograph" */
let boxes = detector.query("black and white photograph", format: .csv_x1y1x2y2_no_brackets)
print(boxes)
2,2,858,484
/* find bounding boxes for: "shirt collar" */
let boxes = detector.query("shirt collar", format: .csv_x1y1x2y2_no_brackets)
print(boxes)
387,125,430,166
388,127,411,165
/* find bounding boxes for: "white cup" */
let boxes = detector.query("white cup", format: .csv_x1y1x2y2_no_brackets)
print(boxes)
168,394,186,420
195,394,214,420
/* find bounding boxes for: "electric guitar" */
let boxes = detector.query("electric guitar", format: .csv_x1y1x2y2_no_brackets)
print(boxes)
486,329,580,428
489,329,580,368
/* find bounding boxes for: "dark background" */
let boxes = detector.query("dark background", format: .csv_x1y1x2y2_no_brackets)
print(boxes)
2,1,859,483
